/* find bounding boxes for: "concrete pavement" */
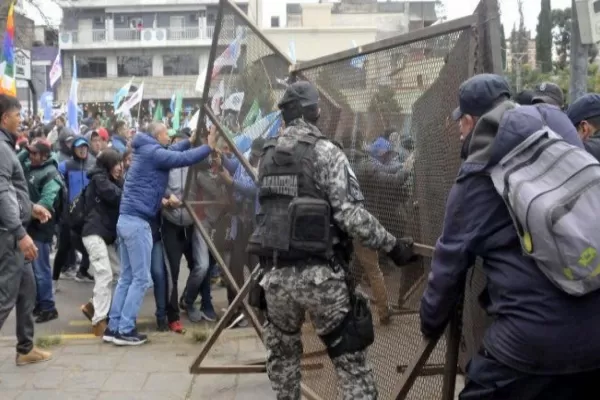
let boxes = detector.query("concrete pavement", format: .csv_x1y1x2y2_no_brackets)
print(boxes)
0,330,276,400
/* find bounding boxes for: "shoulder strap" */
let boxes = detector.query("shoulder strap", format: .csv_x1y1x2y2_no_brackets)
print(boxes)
534,104,548,128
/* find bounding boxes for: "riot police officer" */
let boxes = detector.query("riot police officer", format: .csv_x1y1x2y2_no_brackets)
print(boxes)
247,81,415,400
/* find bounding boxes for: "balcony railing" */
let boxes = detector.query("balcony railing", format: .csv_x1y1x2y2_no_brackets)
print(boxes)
61,26,219,45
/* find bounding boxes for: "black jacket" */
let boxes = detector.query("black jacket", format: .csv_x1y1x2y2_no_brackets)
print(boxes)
81,167,123,244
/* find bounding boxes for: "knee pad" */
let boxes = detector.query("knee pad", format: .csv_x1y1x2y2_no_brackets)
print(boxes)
319,293,375,359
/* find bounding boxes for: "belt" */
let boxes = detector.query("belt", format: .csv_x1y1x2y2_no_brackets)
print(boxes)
260,256,329,269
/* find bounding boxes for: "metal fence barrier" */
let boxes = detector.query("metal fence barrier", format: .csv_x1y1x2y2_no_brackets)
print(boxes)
185,0,502,399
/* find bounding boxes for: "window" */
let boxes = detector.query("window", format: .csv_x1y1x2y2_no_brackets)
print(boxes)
163,54,199,76
117,56,152,77
76,56,107,78
270,16,280,28
595,0,600,13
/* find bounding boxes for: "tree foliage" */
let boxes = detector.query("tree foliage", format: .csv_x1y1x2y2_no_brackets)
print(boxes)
536,0,553,73
367,85,402,132
552,8,571,71
235,62,274,116
500,24,507,71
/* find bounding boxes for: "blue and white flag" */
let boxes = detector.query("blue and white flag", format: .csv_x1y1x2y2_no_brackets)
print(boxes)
113,78,133,111
350,40,366,69
234,111,281,153
67,56,79,135
170,94,176,112
39,91,53,123
48,52,62,88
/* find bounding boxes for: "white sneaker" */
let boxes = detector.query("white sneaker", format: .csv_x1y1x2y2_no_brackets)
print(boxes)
52,281,60,294
227,314,245,330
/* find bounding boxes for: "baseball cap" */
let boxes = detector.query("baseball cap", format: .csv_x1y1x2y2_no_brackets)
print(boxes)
28,139,52,154
250,137,266,158
72,137,89,148
451,74,511,121
566,93,600,126
515,90,535,105
278,81,320,108
93,127,109,141
369,137,393,156
531,82,564,107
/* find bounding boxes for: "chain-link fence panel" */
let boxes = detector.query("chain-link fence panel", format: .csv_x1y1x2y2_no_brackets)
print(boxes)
293,17,478,400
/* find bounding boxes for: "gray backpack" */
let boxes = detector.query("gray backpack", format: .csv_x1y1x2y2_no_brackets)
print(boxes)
490,123,600,296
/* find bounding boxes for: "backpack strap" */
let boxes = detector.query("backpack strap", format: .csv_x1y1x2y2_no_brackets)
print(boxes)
534,104,549,127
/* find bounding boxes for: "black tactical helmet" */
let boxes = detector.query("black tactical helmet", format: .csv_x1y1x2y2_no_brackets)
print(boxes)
277,81,319,109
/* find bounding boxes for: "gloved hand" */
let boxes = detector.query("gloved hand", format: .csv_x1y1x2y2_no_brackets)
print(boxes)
387,237,415,266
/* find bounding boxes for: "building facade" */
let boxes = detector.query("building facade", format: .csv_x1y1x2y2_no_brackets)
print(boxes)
56,0,248,103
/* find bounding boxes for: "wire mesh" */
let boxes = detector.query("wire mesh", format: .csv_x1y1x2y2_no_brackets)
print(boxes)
187,0,494,399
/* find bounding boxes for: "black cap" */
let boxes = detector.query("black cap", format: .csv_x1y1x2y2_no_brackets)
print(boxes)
515,90,535,105
451,74,511,121
278,81,319,109
250,137,266,158
532,82,564,107
567,93,600,126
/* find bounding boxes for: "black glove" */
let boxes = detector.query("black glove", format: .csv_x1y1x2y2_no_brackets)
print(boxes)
387,237,415,266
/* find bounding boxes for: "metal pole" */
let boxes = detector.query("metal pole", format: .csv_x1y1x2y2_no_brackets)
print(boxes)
515,56,522,93
570,0,589,102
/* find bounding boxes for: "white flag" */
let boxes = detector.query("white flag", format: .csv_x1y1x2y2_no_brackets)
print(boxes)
116,83,144,114
195,67,207,93
211,80,225,116
187,109,200,129
49,52,62,88
222,92,245,112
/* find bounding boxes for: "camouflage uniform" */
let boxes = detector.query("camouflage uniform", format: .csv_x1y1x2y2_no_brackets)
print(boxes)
260,119,397,400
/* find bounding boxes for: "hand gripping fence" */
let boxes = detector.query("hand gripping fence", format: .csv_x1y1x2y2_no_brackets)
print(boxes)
183,0,502,398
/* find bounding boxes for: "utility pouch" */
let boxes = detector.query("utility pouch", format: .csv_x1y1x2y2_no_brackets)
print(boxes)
288,197,331,254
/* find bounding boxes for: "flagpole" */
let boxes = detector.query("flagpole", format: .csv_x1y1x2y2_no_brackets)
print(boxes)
136,100,142,129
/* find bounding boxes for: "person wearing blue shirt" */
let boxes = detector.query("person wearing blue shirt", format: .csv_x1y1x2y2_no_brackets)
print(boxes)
103,122,216,346
217,137,264,329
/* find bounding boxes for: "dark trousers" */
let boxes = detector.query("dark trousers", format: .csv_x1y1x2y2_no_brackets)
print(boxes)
226,220,258,310
161,218,194,323
0,231,35,354
52,222,90,280
460,348,600,400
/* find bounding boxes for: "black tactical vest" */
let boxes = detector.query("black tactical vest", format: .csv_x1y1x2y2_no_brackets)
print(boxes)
247,132,334,262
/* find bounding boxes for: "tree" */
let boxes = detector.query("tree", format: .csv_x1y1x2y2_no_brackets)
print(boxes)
536,0,553,73
516,0,529,65
552,8,572,71
235,62,274,117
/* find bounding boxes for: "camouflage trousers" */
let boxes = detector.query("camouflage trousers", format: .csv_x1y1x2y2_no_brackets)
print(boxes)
260,263,378,400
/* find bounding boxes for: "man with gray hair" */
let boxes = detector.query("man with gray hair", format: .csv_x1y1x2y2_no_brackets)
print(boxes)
104,122,217,346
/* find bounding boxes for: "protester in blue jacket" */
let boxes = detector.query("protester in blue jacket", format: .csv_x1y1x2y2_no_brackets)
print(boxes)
104,122,216,346
421,74,600,399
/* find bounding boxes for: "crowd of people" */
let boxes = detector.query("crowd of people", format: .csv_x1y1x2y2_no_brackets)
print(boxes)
2,72,600,400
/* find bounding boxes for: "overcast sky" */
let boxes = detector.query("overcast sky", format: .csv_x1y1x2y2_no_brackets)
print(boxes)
25,0,573,33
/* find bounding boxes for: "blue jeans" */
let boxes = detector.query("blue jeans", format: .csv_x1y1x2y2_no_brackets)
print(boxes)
108,215,152,334
32,241,55,311
150,241,167,321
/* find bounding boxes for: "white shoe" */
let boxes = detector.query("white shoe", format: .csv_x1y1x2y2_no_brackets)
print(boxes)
52,281,60,294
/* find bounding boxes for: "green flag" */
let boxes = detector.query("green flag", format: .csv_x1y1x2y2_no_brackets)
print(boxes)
172,92,183,130
242,99,260,128
153,101,163,121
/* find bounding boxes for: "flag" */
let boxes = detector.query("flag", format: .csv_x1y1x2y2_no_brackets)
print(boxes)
266,117,282,138
186,109,200,130
243,99,260,128
48,52,62,88
40,91,53,123
116,82,144,114
350,40,366,69
212,33,243,79
195,67,207,93
172,91,183,130
67,56,79,135
170,94,176,112
0,1,17,97
211,80,224,116
113,78,133,111
222,92,244,112
288,40,296,63
153,100,163,121
234,111,280,153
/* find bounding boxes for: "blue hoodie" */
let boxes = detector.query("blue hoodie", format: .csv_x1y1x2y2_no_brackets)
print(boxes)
421,103,600,375
119,133,212,221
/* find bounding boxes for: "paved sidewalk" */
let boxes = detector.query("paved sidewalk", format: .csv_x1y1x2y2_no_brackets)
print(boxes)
0,329,276,400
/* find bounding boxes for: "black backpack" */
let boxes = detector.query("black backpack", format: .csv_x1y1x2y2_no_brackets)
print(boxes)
69,185,88,234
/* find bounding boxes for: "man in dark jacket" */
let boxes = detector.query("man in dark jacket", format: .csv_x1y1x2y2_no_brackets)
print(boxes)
104,122,216,345
55,136,95,283
0,94,53,365
421,74,600,399
566,93,600,161
18,139,62,324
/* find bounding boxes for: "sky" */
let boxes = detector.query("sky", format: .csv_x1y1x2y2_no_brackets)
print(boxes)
22,0,574,33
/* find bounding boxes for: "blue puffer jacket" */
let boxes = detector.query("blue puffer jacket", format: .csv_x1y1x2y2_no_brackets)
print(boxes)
421,103,600,375
58,155,95,203
119,132,212,222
